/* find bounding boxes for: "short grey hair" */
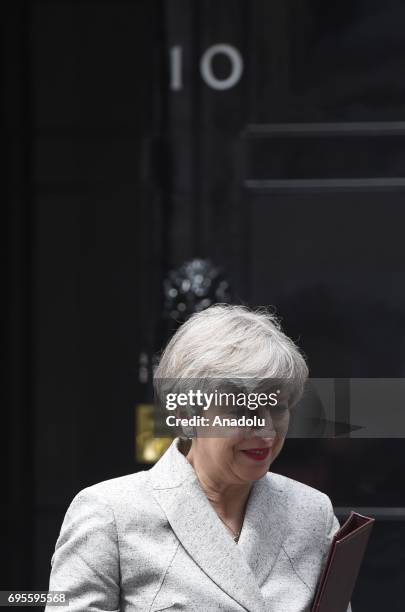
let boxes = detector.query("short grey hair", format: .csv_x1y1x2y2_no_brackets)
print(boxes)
154,303,308,408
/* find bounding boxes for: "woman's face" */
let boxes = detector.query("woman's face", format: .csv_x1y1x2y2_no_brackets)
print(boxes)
188,400,290,486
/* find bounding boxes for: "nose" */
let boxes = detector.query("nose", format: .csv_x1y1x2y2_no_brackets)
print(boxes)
250,407,277,436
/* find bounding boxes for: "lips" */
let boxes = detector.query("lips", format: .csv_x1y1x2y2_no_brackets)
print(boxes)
240,447,271,462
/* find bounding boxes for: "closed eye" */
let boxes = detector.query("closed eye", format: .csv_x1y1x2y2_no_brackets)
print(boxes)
269,404,289,419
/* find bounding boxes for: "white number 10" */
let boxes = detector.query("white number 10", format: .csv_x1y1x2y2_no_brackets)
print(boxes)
170,44,243,91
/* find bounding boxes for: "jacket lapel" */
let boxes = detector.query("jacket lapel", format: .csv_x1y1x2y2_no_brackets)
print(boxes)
237,473,288,588
149,440,266,612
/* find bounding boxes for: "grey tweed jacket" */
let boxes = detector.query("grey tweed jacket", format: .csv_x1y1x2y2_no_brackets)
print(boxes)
47,438,352,612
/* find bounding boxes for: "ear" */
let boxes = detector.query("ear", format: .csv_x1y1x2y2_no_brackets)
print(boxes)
182,425,196,438
176,406,196,438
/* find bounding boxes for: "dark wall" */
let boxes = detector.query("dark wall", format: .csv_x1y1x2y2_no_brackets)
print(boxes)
31,0,167,589
5,0,164,593
4,0,35,592
4,1,405,610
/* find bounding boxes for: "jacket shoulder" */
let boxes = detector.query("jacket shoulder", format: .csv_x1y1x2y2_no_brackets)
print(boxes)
70,470,152,515
266,471,332,514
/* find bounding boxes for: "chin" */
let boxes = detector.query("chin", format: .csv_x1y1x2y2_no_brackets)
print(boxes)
246,464,271,480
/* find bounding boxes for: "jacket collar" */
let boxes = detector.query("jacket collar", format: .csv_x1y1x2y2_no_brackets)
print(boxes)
149,439,287,612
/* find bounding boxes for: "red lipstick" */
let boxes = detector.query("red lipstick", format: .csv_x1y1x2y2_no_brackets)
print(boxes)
240,447,271,462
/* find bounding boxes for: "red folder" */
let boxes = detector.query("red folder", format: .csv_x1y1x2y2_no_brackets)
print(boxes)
311,511,375,612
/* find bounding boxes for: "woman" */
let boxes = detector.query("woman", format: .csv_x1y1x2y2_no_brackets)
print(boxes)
47,304,351,611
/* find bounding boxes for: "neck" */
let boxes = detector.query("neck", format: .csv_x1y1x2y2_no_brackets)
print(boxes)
186,449,252,520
